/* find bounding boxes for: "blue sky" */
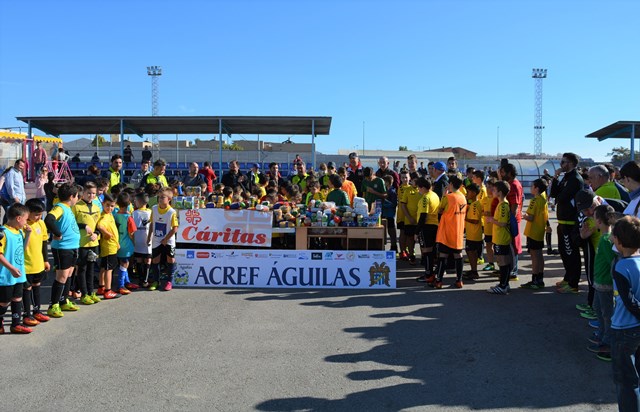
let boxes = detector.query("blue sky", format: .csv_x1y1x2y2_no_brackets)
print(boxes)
1,0,639,162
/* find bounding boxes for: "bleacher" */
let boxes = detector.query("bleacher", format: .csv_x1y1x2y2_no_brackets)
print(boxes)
67,161,313,182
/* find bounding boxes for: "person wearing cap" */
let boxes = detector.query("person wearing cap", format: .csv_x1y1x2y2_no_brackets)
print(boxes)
347,152,364,197
182,162,205,187
321,162,337,187
550,152,584,294
290,162,309,192
375,156,400,190
247,163,263,194
432,161,449,199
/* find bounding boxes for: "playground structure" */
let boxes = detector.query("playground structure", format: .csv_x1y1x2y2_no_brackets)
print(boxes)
0,130,65,180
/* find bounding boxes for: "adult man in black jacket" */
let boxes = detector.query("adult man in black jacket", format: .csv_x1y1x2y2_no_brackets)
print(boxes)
550,152,584,293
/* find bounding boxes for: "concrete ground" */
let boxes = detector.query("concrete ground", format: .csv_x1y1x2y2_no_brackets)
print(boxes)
0,210,619,412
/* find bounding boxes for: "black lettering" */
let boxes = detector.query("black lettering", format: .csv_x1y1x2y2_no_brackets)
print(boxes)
223,267,236,285
249,267,259,285
195,267,210,285
349,268,360,286
209,267,222,285
334,268,348,286
267,265,282,286
282,267,297,286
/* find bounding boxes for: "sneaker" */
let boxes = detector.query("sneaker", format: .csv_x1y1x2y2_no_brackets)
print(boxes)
162,281,173,291
589,320,600,329
118,288,131,295
103,290,119,299
580,310,598,320
454,280,463,289
398,251,409,261
588,334,602,345
520,281,544,290
487,284,509,295
10,324,33,334
425,275,436,284
80,295,95,305
46,304,64,318
462,271,479,280
0,326,4,334
60,299,79,312
596,352,612,362
576,304,592,312
96,287,106,296
587,344,605,354
416,275,428,283
125,282,140,291
555,280,568,288
482,263,495,271
149,282,159,291
23,316,40,327
433,281,443,289
142,281,151,288
509,275,519,281
90,293,101,303
477,258,485,265
33,312,50,323
556,285,579,294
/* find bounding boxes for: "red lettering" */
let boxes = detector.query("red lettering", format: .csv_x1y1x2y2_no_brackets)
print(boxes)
231,229,242,243
240,233,253,244
182,227,196,241
255,234,267,245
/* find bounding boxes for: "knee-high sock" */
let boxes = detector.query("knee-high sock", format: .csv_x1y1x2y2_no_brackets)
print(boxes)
22,288,32,318
545,231,552,250
454,258,463,281
32,285,41,313
151,263,160,282
167,263,176,282
499,265,510,288
424,253,432,275
60,278,72,303
11,301,23,327
50,280,65,305
436,256,447,282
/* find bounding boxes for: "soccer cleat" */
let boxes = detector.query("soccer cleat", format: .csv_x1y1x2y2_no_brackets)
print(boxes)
90,293,101,303
487,284,509,295
520,281,545,290
462,271,479,280
0,326,4,334
10,324,33,334
60,299,79,311
33,312,50,323
576,304,592,312
141,282,151,288
80,295,95,305
103,290,119,299
96,287,106,296
556,285,579,294
454,280,463,289
596,352,612,362
433,281,443,289
509,275,519,281
580,310,598,320
477,258,485,265
47,304,64,318
118,288,131,295
398,251,409,261
425,275,436,285
408,255,417,265
23,316,40,327
149,282,158,291
125,283,140,291
162,281,173,291
482,263,495,271
555,280,568,288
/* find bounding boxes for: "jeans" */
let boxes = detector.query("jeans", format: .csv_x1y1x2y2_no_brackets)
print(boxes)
593,289,614,346
611,325,640,411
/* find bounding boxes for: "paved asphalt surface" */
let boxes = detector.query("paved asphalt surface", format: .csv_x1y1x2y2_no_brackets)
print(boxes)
1,211,619,412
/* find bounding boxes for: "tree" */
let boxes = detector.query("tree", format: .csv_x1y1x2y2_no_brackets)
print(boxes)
398,145,408,151
223,142,244,151
91,134,106,147
608,146,639,163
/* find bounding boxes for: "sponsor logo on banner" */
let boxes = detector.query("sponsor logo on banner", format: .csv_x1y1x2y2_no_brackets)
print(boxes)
175,249,396,290
283,253,297,259
186,250,195,259
372,253,385,259
386,251,395,260
178,208,272,247
357,253,370,259
346,252,355,261
324,252,333,260
196,252,209,259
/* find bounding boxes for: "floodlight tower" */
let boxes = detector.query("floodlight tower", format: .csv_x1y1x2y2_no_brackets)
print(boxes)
147,65,162,152
532,68,547,156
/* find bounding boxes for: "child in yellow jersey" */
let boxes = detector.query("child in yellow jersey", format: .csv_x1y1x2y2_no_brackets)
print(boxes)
472,170,488,202
521,178,549,289
22,199,50,325
428,176,467,289
481,178,497,272
72,182,102,305
463,184,483,280
396,170,410,259
96,194,120,300
486,181,512,295
400,173,422,265
148,188,180,291
415,177,440,282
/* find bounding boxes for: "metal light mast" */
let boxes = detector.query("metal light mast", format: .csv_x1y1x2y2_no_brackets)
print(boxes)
532,68,547,156
147,65,162,153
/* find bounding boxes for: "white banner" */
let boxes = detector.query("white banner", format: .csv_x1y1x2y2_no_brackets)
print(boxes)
174,249,396,289
177,208,273,247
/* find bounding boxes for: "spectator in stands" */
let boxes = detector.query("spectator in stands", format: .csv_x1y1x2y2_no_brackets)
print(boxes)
104,154,123,193
347,152,364,197
123,145,133,163
141,158,168,187
77,164,100,187
375,156,400,190
131,159,150,188
221,160,246,190
246,163,262,194
32,141,48,176
91,152,100,163
200,161,217,194
57,147,69,163
71,153,81,163
182,162,205,187
141,147,152,162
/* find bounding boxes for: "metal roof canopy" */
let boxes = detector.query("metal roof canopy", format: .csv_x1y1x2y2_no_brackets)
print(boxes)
17,115,332,176
586,120,640,161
